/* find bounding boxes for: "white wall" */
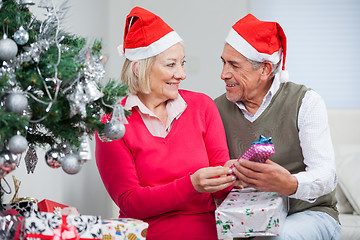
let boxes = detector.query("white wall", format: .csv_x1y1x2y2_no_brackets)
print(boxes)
328,109,360,147
3,0,359,219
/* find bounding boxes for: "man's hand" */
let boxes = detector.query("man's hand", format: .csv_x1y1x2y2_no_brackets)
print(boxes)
190,166,235,193
232,158,298,195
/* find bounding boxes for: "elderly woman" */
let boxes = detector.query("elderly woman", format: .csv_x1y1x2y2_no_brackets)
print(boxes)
95,7,237,240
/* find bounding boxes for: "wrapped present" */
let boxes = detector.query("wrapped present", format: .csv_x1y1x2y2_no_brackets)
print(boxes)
215,188,288,239
102,218,148,240
240,135,275,163
37,199,69,213
21,211,102,239
2,198,39,217
2,177,38,217
0,210,23,240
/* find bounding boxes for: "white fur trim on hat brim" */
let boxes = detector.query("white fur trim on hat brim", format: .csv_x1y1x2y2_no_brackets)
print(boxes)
225,28,281,64
124,31,183,61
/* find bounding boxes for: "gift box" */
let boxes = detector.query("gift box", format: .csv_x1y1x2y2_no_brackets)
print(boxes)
102,218,148,240
239,135,275,163
20,211,102,239
37,199,69,213
2,198,39,216
0,210,23,240
215,188,288,239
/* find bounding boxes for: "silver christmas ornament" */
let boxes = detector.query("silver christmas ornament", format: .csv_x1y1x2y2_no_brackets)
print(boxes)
0,34,18,61
61,153,82,175
45,148,63,169
111,104,128,124
0,0,3,10
59,142,70,154
5,92,28,114
78,133,92,163
83,79,104,102
83,49,106,83
67,83,88,118
25,144,38,173
19,0,35,6
0,150,17,177
13,26,29,45
99,105,127,142
8,134,28,154
104,121,125,141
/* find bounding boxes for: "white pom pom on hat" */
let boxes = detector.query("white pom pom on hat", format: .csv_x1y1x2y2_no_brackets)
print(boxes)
225,14,289,82
280,69,289,83
118,7,183,61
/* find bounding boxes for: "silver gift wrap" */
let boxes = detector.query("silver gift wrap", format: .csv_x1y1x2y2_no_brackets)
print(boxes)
215,188,288,239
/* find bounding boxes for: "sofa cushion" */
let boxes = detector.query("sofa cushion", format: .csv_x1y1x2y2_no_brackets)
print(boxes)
336,185,354,214
339,214,360,240
334,144,360,215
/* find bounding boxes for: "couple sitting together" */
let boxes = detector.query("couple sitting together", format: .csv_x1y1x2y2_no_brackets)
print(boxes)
95,6,341,240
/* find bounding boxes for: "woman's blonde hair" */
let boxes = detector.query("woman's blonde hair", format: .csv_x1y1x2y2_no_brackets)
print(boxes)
121,57,155,95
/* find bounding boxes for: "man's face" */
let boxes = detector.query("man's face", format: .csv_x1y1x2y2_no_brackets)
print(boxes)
220,44,263,103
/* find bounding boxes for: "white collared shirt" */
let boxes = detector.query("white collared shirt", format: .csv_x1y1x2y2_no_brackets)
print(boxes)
236,73,337,202
124,93,187,138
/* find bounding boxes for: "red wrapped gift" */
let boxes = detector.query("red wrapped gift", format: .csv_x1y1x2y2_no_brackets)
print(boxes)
4,209,22,216
37,199,69,213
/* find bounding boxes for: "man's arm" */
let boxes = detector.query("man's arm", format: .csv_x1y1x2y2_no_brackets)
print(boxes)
289,90,337,202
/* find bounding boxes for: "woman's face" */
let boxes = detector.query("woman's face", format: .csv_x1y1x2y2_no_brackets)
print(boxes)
148,43,186,102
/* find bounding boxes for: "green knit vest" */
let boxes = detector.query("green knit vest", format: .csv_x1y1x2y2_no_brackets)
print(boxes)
215,82,339,222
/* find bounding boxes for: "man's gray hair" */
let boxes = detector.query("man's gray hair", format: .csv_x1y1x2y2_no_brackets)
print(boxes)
246,57,281,79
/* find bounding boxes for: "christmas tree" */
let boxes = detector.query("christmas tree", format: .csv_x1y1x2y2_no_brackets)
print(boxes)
0,0,128,192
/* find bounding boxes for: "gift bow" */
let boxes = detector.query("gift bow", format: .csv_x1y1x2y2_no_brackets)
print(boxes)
251,135,273,145
53,215,80,240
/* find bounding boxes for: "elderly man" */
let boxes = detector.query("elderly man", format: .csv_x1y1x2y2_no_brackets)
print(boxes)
215,14,341,239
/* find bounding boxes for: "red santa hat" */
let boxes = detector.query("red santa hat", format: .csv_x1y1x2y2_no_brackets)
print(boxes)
118,6,183,61
225,14,289,82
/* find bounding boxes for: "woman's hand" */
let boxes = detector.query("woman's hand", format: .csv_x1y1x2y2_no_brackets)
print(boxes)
224,159,247,189
190,166,235,193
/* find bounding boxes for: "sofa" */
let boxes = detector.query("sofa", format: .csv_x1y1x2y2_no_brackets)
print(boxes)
334,144,360,240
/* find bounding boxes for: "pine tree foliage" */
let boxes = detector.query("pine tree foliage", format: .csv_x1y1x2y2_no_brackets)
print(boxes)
0,0,128,151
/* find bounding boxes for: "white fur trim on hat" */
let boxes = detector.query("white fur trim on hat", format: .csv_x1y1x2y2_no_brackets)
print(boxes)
225,28,281,64
124,31,183,61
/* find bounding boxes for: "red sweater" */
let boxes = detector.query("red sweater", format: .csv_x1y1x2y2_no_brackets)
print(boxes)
95,90,230,240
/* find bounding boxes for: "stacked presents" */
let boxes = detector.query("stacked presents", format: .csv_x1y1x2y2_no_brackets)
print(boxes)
1,198,148,240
